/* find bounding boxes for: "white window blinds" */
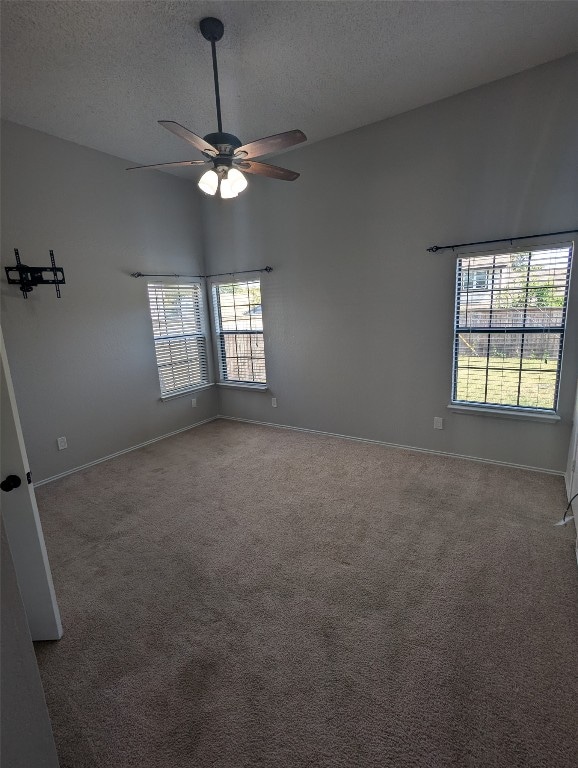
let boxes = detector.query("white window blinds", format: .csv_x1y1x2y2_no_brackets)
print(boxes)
452,245,573,411
212,280,267,384
147,283,209,396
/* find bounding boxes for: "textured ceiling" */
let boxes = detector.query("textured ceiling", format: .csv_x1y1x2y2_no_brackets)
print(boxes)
2,1,578,174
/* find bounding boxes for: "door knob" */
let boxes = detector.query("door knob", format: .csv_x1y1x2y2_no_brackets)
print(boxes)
1,475,22,492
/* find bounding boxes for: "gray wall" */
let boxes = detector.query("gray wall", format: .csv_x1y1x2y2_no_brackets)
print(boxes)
1,122,217,482
204,55,578,472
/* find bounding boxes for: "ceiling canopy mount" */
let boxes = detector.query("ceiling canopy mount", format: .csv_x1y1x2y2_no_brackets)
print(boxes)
199,17,224,43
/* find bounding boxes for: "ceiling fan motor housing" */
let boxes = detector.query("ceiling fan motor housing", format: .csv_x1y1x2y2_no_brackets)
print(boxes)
203,132,242,150
204,132,243,165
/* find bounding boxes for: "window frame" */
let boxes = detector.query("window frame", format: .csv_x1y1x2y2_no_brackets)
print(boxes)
450,241,573,417
147,281,211,399
210,277,268,389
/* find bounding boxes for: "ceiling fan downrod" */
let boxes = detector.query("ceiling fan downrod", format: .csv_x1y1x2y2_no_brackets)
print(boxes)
200,17,225,134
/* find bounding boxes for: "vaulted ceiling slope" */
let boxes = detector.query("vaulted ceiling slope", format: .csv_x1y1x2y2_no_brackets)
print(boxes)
2,1,578,171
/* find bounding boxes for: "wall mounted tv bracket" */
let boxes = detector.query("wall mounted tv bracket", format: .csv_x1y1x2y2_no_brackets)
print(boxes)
5,249,65,299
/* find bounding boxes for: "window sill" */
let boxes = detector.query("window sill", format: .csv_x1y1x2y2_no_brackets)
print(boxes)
216,382,268,392
161,383,215,402
447,403,560,423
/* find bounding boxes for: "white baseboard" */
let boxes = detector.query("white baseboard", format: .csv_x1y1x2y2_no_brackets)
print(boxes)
33,417,219,487
35,412,565,488
216,415,565,476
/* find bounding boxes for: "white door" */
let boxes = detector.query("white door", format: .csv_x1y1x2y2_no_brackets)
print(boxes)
565,379,578,562
1,522,60,768
567,379,578,501
568,440,578,510
0,328,62,640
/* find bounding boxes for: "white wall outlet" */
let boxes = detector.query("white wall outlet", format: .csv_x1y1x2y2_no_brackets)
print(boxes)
191,398,197,408
57,436,68,450
271,397,277,408
433,417,444,430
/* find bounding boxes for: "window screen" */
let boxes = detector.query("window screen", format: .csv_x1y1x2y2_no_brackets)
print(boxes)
212,280,266,384
147,283,209,396
452,245,572,411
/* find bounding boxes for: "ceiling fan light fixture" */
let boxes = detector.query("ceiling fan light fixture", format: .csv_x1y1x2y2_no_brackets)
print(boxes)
128,18,306,193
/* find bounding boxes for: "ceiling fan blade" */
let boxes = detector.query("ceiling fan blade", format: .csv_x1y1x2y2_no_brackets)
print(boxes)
158,121,217,155
236,160,299,181
235,130,306,159
126,160,209,171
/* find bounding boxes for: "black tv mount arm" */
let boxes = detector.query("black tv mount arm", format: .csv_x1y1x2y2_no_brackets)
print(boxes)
5,249,65,299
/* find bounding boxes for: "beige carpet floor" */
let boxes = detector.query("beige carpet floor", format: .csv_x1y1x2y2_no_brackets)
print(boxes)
35,419,578,768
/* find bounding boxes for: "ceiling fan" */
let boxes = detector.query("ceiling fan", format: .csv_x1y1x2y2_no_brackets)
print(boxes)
127,17,307,199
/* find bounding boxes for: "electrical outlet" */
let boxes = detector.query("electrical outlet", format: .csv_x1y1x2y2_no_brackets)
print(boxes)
191,398,197,408
57,436,68,450
271,397,277,408
433,417,443,430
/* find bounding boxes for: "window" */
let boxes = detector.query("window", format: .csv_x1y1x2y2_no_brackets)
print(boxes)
147,283,209,396
212,279,267,384
452,245,573,412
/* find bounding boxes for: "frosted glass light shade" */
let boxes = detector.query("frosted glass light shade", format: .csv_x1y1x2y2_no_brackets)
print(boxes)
227,168,248,194
219,176,238,199
198,169,218,196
